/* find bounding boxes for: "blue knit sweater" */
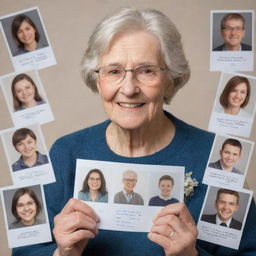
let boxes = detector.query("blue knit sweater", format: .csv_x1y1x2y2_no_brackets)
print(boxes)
12,112,256,256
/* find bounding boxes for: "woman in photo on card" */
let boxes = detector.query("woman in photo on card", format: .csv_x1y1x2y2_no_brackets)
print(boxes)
78,169,108,203
149,175,179,206
11,14,46,56
11,73,45,111
12,8,256,256
9,187,44,229
218,76,251,117
12,128,48,172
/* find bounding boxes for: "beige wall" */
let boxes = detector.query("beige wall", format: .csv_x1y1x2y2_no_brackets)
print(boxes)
0,0,255,255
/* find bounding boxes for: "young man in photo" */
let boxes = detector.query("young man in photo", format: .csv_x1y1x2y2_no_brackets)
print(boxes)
209,138,242,174
201,188,242,230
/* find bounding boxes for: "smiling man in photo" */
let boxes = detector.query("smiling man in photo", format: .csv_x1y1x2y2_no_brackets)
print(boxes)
213,13,252,51
209,138,242,174
201,188,242,230
114,170,144,205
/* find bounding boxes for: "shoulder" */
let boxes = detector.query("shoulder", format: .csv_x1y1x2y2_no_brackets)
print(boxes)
134,192,143,199
201,214,216,222
231,218,242,230
213,44,224,51
9,222,17,229
170,198,179,203
12,158,23,172
13,47,27,56
34,218,44,225
50,120,110,158
241,43,252,51
78,191,89,200
37,41,48,50
149,196,159,201
37,152,48,162
36,100,46,106
232,167,242,175
209,160,220,168
114,191,123,197
52,120,109,148
169,112,215,149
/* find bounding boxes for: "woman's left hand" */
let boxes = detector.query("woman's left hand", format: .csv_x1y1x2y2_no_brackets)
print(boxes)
148,202,198,256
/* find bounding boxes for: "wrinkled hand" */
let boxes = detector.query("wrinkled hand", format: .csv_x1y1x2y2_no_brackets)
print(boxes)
53,198,99,256
148,203,198,256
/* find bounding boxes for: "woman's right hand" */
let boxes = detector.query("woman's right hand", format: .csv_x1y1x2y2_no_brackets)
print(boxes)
52,198,99,256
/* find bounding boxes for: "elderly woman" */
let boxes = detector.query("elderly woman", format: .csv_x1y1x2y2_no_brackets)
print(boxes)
9,187,43,229
11,73,45,111
12,128,48,172
78,169,108,203
11,14,46,56
218,76,251,117
12,8,256,256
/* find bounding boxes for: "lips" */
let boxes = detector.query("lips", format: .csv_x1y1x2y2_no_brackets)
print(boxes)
118,103,144,108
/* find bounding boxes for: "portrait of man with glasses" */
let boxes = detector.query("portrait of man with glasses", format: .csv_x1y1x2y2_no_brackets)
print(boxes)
213,12,252,51
113,170,144,205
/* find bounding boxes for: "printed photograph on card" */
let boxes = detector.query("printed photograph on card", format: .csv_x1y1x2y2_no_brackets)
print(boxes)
74,159,184,232
203,134,254,188
0,7,56,72
210,10,254,71
0,70,54,126
197,185,253,249
208,72,256,137
0,123,55,185
0,184,51,248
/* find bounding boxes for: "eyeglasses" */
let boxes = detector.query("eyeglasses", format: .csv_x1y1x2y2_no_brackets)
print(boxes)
94,65,168,85
223,26,244,32
123,178,137,182
88,177,101,181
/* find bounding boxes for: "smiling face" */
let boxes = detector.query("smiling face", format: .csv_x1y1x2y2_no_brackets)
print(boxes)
16,20,36,48
216,193,239,222
88,172,102,192
220,144,241,171
16,193,37,225
221,19,245,50
159,179,173,198
122,172,137,194
15,135,37,159
96,30,171,131
14,78,36,107
228,82,248,109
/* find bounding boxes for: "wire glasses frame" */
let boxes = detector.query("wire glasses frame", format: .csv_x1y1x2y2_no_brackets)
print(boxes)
94,65,168,85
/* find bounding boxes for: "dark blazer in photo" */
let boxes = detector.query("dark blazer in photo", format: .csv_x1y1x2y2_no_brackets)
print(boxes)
213,43,252,51
201,214,242,230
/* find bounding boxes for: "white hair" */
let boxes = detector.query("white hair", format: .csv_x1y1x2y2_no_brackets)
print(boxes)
122,170,138,180
81,7,190,103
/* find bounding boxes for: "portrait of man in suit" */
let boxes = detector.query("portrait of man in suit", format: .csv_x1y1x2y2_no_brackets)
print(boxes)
213,13,252,51
208,138,242,174
201,188,242,230
114,170,144,205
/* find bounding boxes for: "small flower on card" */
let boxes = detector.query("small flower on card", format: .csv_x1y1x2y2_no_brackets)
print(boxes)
184,172,198,201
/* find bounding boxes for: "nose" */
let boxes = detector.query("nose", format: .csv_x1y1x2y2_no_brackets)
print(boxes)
24,143,30,150
23,204,30,211
119,72,140,97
